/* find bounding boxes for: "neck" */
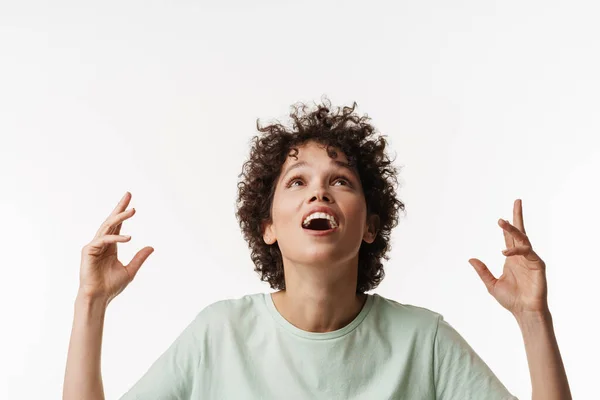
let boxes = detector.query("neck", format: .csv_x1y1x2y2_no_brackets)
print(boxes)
271,257,367,333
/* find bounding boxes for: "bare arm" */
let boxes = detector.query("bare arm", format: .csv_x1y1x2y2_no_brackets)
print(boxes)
516,310,572,400
62,291,109,400
468,200,572,399
63,192,154,399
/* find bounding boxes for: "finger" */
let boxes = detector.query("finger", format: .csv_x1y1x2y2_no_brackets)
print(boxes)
96,192,131,238
96,208,136,238
112,209,134,236
114,221,123,236
498,219,530,245
502,245,543,264
85,234,132,254
502,223,514,249
502,245,531,256
468,258,498,294
125,247,155,279
106,192,132,221
514,199,526,234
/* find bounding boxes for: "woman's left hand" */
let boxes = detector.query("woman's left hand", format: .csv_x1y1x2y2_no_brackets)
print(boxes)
468,199,549,317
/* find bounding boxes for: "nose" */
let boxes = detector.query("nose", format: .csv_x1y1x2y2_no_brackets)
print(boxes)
309,187,332,203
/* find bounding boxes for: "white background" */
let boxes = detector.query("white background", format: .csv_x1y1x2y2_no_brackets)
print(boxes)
1,1,598,399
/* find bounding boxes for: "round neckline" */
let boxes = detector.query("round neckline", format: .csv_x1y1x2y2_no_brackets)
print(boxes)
263,292,376,340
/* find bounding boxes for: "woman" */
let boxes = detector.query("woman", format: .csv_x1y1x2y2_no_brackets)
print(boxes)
63,99,571,399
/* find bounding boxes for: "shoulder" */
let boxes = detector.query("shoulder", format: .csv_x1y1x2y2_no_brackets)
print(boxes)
189,292,266,331
371,293,444,334
200,291,265,315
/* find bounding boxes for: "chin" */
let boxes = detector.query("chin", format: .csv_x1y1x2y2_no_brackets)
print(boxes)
300,248,351,264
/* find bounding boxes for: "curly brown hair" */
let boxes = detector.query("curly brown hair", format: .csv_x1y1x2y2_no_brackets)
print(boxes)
235,97,405,294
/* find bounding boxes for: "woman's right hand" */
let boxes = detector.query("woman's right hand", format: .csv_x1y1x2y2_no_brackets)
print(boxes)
78,192,154,304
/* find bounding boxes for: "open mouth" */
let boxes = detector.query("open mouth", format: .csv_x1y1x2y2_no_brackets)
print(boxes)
302,218,335,231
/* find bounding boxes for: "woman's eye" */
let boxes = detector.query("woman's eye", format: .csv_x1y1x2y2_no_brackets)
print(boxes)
287,176,351,188
333,175,353,186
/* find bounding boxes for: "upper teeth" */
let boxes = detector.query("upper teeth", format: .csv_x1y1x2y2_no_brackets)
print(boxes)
303,212,338,228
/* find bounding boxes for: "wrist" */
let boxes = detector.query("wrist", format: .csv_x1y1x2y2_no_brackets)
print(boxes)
76,289,109,308
514,308,552,330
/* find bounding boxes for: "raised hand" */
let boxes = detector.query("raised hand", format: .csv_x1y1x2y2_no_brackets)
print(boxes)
78,192,154,305
468,199,548,317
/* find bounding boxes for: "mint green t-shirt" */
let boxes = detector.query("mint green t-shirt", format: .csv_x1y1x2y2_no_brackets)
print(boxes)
119,292,518,399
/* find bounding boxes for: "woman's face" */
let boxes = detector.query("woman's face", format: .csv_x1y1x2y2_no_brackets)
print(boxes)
263,140,377,268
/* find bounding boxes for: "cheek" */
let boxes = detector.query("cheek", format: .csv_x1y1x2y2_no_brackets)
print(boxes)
344,196,367,216
345,205,368,232
272,196,298,229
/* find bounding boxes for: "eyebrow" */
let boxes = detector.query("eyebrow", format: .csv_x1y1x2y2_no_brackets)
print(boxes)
280,160,357,181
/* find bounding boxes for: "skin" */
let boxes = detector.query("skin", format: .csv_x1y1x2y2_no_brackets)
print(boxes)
262,140,378,333
469,200,572,399
63,192,154,400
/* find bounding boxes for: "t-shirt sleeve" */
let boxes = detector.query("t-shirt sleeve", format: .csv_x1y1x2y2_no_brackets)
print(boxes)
433,314,519,400
118,313,204,400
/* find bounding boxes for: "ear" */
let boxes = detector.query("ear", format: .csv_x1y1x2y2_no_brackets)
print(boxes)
262,220,277,245
362,214,379,244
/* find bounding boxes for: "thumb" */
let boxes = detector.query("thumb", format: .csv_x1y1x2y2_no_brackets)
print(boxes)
468,258,497,294
126,247,155,278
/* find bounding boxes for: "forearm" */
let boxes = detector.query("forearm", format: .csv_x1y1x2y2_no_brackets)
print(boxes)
515,309,571,400
63,291,108,400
